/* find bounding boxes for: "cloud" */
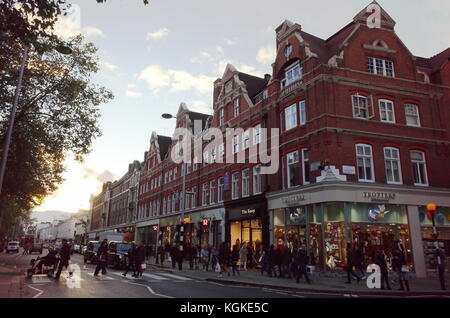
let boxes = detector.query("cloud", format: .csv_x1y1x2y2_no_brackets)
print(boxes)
190,46,224,64
53,16,105,39
224,38,238,46
214,59,266,78
146,28,169,40
138,64,215,96
126,90,143,98
81,168,116,184
257,44,276,65
100,61,118,71
190,100,212,114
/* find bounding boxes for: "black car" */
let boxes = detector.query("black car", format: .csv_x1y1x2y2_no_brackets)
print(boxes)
83,241,101,264
29,243,43,254
107,241,132,269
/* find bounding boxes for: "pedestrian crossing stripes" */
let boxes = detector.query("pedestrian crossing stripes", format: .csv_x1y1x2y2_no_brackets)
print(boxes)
157,273,192,281
110,270,191,282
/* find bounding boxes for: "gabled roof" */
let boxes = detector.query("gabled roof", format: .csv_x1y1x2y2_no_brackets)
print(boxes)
415,48,450,71
237,72,269,99
157,135,172,160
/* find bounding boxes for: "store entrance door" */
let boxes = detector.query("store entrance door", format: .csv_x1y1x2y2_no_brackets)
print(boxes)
230,219,262,248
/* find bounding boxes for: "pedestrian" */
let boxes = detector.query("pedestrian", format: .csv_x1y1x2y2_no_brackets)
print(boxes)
218,243,230,277
354,244,366,279
259,247,267,275
436,247,446,290
239,242,248,271
135,242,146,278
54,239,73,280
392,246,410,291
345,243,361,284
170,243,178,269
267,245,277,277
23,242,29,255
275,245,283,278
247,242,254,269
195,244,201,270
375,249,391,290
187,243,194,270
122,243,137,277
176,244,184,271
94,240,108,276
203,244,211,271
295,244,311,284
231,244,240,276
158,245,165,267
281,243,292,279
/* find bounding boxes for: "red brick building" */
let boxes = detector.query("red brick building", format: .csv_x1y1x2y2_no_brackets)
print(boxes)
95,2,450,277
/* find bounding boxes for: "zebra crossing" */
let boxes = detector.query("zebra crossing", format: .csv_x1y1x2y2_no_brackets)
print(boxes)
109,270,192,283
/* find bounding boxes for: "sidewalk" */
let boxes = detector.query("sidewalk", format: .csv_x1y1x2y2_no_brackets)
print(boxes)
145,257,450,296
0,265,28,298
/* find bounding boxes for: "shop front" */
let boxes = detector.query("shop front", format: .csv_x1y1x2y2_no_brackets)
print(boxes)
225,194,268,251
135,219,159,249
159,216,180,246
419,206,450,271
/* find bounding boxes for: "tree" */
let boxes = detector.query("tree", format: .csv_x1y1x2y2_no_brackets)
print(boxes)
0,2,114,236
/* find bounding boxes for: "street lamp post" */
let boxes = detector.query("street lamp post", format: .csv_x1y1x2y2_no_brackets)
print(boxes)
426,203,438,248
162,113,189,253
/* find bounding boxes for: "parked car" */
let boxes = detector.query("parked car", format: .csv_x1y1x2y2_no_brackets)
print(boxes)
6,241,20,253
107,241,132,269
29,243,43,254
84,241,100,264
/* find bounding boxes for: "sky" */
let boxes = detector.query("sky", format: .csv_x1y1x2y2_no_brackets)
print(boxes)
33,0,450,213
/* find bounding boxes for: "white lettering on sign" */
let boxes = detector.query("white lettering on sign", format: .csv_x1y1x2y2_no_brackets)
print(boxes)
342,165,356,175
282,195,305,205
241,209,256,215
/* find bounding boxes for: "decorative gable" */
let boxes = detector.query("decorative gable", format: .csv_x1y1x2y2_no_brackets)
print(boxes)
353,1,396,30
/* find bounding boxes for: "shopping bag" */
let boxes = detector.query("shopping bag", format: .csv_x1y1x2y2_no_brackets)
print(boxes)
141,263,147,271
215,262,221,273
401,265,410,273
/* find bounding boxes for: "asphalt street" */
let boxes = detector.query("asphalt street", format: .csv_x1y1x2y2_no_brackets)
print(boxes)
1,249,448,299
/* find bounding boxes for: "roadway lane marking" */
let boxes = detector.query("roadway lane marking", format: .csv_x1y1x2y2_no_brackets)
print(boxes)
157,273,192,281
292,294,306,298
27,285,44,298
124,281,174,298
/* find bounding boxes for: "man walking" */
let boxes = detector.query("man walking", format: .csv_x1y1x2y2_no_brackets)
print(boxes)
375,248,391,290
436,247,446,290
54,239,72,280
295,244,311,284
122,243,137,277
345,243,361,284
135,242,146,277
94,240,108,276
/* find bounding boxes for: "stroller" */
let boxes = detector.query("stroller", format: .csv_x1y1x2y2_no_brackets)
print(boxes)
27,255,59,278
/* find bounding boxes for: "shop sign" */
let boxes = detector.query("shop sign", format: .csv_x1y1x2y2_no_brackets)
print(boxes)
368,204,391,221
342,165,356,175
241,209,256,216
363,191,396,202
152,225,158,231
201,219,210,227
282,194,305,206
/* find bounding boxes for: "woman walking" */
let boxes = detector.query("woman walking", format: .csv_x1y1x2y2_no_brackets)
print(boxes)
392,246,410,291
239,243,248,271
231,245,240,276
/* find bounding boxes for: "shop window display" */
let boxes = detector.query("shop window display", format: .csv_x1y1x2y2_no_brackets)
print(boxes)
308,224,323,268
324,221,346,270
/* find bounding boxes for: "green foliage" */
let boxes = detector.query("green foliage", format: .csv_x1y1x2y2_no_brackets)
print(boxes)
0,1,114,236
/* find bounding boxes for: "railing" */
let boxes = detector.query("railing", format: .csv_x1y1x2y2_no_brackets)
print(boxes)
253,89,268,104
281,80,302,98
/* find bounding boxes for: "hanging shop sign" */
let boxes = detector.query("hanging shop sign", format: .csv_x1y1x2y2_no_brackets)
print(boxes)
152,225,158,231
282,194,305,206
201,219,210,227
368,204,391,221
363,191,396,202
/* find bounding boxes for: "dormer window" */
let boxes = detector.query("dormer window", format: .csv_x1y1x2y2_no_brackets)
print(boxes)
282,61,302,87
367,57,394,77
225,80,233,94
284,44,292,58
